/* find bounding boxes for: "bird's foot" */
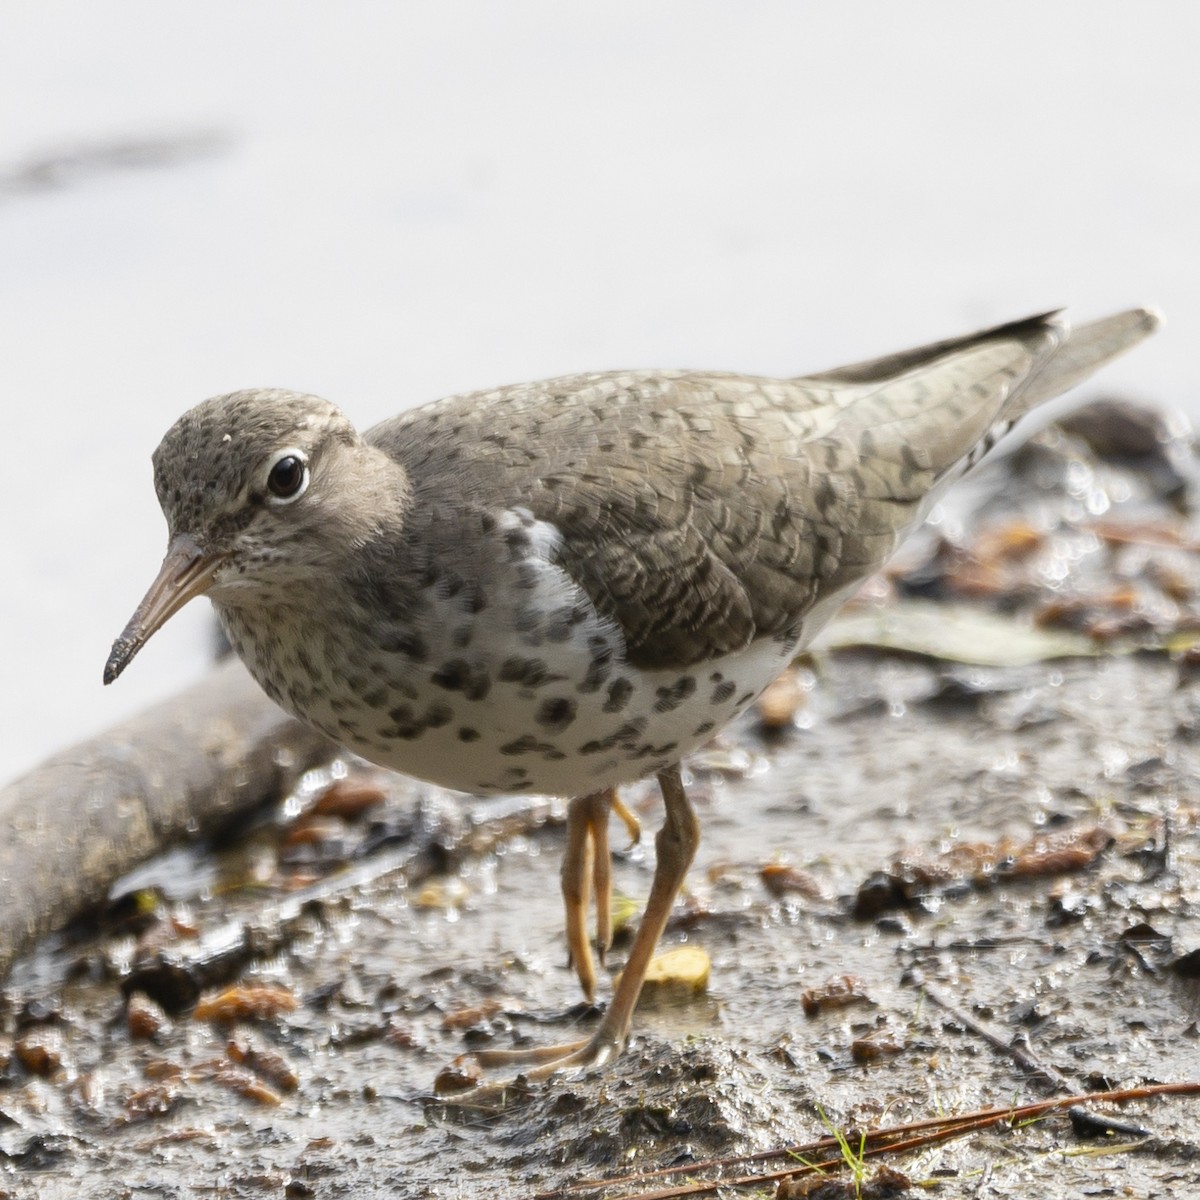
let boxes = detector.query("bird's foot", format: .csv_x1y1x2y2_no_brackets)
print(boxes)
436,766,694,1111
434,1022,624,1109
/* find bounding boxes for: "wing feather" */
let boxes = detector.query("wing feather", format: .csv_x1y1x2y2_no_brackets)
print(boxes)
367,310,1153,669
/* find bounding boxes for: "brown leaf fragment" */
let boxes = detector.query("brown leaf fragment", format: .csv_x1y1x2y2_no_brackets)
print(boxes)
850,1028,906,1062
193,983,298,1023
441,999,504,1031
210,1065,282,1106
226,1038,300,1091
142,1058,183,1081
1003,826,1113,878
971,519,1046,562
761,863,825,900
1088,517,1198,551
281,815,345,848
122,1082,183,1123
312,778,388,818
434,1055,483,1093
801,974,871,1018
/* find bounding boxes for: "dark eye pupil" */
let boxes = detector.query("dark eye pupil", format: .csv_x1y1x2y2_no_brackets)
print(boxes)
268,456,305,498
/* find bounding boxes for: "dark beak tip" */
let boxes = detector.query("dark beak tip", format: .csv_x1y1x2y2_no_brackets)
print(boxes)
104,637,136,686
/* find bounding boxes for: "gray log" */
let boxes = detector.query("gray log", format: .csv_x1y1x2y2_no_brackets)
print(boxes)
0,659,333,977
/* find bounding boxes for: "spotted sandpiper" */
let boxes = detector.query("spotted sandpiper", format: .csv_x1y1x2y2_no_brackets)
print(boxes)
105,307,1160,1096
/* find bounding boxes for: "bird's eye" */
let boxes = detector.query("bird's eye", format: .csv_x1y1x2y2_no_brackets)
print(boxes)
266,451,309,502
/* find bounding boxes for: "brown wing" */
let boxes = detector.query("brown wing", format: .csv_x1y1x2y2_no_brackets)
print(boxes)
366,315,1065,669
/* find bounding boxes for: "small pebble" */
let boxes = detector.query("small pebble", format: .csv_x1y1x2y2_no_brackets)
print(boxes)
642,946,711,992
434,1055,483,1093
756,670,806,730
14,1027,66,1077
127,993,171,1041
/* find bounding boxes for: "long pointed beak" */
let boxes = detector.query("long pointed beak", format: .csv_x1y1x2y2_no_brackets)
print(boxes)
104,533,225,685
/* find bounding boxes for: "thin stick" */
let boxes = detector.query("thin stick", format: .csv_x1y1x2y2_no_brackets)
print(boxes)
532,1081,1200,1200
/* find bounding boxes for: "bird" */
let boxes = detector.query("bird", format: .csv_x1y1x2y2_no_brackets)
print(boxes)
105,306,1160,1098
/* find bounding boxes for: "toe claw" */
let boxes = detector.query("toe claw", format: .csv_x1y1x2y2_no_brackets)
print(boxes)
612,795,642,847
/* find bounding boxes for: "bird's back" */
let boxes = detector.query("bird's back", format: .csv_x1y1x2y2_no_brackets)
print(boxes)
366,308,1158,670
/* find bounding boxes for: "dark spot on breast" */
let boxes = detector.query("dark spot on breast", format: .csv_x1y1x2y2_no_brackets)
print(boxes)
711,679,737,704
537,697,577,732
577,641,613,694
423,703,453,729
633,741,678,759
499,656,560,687
614,717,647,742
513,608,540,634
500,735,537,756
545,616,573,643
362,686,389,710
693,720,715,736
737,690,756,706
499,734,563,758
378,721,421,741
654,677,696,713
431,661,467,690
388,703,413,725
458,727,480,742
452,626,473,649
431,658,491,701
579,715,647,756
603,677,634,713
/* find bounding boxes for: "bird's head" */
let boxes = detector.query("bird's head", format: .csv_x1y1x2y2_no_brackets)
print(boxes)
104,388,405,684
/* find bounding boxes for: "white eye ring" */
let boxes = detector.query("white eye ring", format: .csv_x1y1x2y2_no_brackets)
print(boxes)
264,447,310,504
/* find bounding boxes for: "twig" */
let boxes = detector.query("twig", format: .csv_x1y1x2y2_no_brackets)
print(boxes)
532,1082,1200,1200
907,966,1072,1091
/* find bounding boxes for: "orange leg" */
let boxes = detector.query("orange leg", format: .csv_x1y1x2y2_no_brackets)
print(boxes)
436,765,698,1106
559,786,643,1000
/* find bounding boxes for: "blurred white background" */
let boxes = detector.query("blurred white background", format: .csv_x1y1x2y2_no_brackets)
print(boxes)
1,1,1196,781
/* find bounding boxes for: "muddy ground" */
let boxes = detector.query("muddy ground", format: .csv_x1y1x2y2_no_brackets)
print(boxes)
3,407,1200,1199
